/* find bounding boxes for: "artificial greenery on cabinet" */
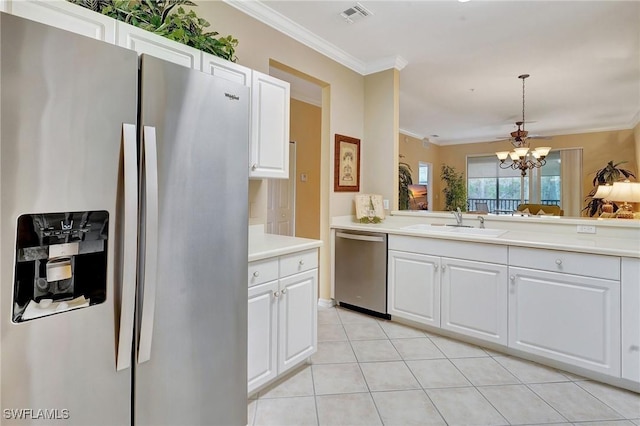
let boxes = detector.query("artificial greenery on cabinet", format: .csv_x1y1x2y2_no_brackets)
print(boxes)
441,164,467,211
68,0,238,61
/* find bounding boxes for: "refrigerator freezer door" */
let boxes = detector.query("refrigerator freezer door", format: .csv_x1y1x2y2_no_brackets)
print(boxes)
0,13,137,424
135,55,250,426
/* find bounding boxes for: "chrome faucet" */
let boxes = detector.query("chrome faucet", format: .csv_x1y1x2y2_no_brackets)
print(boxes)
452,207,463,226
477,216,485,229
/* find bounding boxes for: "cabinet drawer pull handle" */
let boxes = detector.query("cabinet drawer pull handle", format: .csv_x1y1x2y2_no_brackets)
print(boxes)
273,291,280,298
630,345,640,351
253,271,259,278
434,264,439,271
251,163,257,171
441,265,446,271
299,260,304,266
555,259,562,265
281,288,287,294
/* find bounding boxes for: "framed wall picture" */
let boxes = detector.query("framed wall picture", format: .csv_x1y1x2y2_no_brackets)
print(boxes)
334,134,360,192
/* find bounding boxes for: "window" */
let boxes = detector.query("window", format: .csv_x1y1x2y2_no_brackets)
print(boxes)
467,152,560,212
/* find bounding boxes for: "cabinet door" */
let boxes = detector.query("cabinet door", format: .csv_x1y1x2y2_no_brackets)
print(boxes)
278,269,317,375
201,52,251,86
621,257,640,382
509,267,620,376
250,71,290,179
441,258,507,345
116,21,201,70
388,250,440,326
247,280,278,394
4,0,116,42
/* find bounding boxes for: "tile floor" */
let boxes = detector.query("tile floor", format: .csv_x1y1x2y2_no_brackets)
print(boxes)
248,305,640,426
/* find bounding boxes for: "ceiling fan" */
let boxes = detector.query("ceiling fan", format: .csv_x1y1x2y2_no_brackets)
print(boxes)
497,74,551,146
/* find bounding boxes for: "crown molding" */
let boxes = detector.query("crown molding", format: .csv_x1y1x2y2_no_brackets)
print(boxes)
223,0,407,75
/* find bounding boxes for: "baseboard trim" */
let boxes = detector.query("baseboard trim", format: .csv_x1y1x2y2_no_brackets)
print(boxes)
317,298,335,308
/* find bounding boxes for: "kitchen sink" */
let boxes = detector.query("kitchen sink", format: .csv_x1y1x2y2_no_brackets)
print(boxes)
401,224,507,237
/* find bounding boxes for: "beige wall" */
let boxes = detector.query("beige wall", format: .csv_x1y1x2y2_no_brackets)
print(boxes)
291,99,321,239
194,1,371,300
635,122,640,176
422,129,638,213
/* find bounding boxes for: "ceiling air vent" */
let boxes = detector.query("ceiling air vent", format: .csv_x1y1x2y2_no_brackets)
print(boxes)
340,2,373,24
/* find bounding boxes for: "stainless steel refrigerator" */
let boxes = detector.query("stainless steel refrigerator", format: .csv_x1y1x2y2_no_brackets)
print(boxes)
0,13,249,425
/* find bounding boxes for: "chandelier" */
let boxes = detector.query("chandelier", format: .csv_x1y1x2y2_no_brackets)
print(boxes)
495,74,551,177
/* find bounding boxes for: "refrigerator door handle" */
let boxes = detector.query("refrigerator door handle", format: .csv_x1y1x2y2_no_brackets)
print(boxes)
138,126,159,364
116,123,139,371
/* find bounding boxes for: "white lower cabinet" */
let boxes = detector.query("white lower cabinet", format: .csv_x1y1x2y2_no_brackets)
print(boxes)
441,258,508,345
247,249,318,394
508,266,621,376
387,236,508,345
388,251,440,326
621,257,640,382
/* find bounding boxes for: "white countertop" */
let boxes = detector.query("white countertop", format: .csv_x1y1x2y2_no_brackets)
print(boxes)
248,226,322,262
331,215,640,258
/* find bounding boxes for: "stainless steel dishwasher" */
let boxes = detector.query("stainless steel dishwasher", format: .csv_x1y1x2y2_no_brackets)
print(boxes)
335,230,390,319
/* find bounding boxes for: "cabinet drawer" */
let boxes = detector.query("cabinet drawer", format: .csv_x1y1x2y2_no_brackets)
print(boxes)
248,258,279,287
509,247,620,280
279,249,318,278
389,235,507,264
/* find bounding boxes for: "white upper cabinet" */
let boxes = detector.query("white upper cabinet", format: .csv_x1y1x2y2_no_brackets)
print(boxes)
202,53,251,87
2,0,116,42
116,21,202,70
250,71,290,179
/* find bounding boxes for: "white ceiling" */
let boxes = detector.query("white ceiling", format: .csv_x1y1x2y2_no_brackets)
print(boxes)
226,0,640,145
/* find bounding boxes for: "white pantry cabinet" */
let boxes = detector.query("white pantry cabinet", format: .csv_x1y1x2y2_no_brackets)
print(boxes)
621,257,640,382
2,0,116,42
202,52,252,87
247,249,318,394
116,21,202,70
388,235,508,345
250,71,290,179
508,247,621,377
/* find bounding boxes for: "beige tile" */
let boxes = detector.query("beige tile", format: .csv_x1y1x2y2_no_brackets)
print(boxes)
259,365,314,399
317,323,347,342
378,320,427,338
312,363,368,395
406,359,471,388
351,339,401,362
316,393,382,425
478,384,566,424
529,382,625,422
336,307,379,324
426,387,508,425
494,356,572,383
343,322,387,340
577,380,640,418
318,308,341,325
451,357,519,386
430,336,489,358
311,341,357,364
253,396,317,426
359,361,421,391
247,399,257,426
371,390,446,425
392,337,445,360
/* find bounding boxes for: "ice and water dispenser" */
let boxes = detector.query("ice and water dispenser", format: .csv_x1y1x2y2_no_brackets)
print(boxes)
12,211,109,322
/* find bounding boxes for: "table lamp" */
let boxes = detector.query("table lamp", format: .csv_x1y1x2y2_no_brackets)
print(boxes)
607,180,640,219
592,184,614,214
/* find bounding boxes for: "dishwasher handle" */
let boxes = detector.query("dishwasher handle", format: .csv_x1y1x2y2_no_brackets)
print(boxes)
336,231,385,243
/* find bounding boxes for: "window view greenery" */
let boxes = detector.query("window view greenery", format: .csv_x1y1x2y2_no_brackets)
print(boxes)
467,152,560,212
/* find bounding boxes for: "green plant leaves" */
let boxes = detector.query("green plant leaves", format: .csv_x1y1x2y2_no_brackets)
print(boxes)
68,0,238,61
441,164,467,212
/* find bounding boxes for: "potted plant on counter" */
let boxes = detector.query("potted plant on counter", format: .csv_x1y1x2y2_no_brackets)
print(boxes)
441,164,467,211
583,160,636,217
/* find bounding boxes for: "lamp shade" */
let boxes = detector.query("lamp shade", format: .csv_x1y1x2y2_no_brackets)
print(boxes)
607,180,640,203
496,151,510,161
534,147,551,157
513,147,530,158
593,184,613,199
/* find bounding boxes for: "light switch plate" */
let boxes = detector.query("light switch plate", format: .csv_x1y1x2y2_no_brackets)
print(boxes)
383,199,390,210
577,225,596,234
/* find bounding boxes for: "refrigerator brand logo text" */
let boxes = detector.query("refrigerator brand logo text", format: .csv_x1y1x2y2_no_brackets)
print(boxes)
224,93,240,101
3,408,70,420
